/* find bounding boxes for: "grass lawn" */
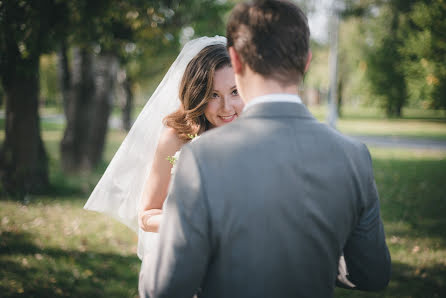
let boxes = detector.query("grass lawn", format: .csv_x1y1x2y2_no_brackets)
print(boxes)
336,147,446,298
309,106,446,141
1,128,140,297
1,108,446,297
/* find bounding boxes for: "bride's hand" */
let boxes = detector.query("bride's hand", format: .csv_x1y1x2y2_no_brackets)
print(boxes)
337,255,355,288
139,209,163,233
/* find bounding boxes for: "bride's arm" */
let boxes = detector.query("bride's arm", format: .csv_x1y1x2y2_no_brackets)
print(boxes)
138,128,184,232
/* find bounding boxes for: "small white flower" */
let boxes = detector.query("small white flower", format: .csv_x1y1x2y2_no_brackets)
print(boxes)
170,150,181,175
168,134,200,176
190,135,200,143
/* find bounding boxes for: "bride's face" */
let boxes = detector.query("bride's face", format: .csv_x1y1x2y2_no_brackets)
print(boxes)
204,66,244,128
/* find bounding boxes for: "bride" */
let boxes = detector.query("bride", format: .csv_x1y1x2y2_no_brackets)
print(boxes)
84,36,244,259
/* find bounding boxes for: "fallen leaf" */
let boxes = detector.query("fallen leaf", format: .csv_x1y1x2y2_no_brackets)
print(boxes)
390,236,400,244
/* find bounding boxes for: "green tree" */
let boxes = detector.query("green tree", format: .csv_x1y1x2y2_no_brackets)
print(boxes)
0,0,69,195
343,0,445,116
344,0,414,116
337,17,370,115
400,0,446,110
366,6,408,117
58,0,182,172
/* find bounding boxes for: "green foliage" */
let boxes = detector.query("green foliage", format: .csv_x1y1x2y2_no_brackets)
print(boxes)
166,155,177,165
62,0,182,63
400,0,446,110
40,54,62,107
337,18,371,107
305,40,330,91
34,0,235,113
364,5,408,117
343,0,446,117
176,0,233,37
0,0,69,82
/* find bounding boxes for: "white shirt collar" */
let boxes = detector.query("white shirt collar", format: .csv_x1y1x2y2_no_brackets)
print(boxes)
243,93,303,112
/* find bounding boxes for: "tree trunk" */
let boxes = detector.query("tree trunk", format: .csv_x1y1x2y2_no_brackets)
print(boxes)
337,76,343,118
60,47,96,172
87,53,118,167
58,41,71,116
122,74,133,131
0,56,49,196
60,47,118,172
0,85,4,107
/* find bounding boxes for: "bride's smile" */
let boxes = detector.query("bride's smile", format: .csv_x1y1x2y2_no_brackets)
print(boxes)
219,113,237,122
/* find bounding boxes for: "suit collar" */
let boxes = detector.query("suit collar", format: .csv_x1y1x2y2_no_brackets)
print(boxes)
243,93,303,112
240,101,315,120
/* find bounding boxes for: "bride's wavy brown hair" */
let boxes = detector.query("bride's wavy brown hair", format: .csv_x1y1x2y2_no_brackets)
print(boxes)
164,44,231,141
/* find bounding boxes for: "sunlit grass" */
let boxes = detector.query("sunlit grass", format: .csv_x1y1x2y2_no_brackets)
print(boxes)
0,198,139,297
308,105,446,141
336,148,446,298
338,119,446,140
309,105,446,121
1,127,137,297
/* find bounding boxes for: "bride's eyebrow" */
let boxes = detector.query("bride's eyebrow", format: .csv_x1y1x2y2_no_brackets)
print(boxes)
230,85,237,89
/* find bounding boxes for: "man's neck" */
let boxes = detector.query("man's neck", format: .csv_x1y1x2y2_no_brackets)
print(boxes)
238,70,300,105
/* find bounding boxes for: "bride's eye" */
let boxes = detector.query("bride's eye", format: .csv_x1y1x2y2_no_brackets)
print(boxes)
232,89,239,96
211,92,219,99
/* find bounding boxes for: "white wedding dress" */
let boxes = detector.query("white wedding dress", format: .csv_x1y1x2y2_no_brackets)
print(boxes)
84,36,227,259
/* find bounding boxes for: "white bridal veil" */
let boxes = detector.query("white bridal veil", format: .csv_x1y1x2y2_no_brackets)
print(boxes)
84,36,227,259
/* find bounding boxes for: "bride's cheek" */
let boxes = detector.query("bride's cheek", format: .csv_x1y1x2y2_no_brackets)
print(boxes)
237,100,245,113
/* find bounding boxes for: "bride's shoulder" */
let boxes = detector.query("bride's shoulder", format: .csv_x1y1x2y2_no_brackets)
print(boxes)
157,127,185,154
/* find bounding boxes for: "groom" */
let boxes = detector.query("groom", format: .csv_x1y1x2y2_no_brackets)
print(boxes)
139,0,391,297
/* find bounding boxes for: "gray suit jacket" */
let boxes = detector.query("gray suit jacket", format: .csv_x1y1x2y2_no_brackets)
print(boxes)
139,102,391,298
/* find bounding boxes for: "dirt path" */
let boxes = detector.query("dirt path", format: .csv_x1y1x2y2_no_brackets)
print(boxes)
348,135,446,151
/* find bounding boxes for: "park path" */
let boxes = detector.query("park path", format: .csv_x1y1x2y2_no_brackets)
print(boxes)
348,135,446,151
1,112,445,150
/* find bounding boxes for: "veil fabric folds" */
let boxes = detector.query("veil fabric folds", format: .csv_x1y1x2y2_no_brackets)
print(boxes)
84,36,226,259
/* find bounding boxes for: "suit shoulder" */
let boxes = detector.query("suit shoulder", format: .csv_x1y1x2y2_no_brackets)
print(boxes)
322,123,367,152
200,121,243,143
186,121,243,157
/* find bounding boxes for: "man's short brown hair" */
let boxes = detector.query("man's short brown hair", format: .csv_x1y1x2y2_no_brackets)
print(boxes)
226,0,310,85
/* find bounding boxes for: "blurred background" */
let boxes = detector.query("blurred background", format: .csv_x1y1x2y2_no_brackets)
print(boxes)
1,0,445,297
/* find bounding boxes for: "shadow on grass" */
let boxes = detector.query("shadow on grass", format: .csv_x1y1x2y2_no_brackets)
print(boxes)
0,157,110,201
45,174,91,199
0,230,140,297
45,159,110,199
373,157,446,245
2,230,445,298
332,153,446,297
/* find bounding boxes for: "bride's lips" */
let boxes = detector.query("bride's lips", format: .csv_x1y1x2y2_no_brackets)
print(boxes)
219,114,237,123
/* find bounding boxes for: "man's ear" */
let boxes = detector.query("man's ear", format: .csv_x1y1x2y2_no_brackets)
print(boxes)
229,47,243,74
304,50,312,73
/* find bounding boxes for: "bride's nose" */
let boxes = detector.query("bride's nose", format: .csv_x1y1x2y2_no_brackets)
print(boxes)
221,96,232,112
